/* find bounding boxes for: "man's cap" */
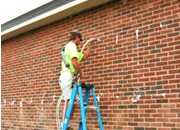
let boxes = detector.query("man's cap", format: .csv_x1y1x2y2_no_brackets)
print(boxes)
70,30,83,41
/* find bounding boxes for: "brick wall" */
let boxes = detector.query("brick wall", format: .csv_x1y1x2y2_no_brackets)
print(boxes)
1,0,180,130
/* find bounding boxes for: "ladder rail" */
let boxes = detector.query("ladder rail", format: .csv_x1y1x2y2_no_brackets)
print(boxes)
78,87,91,130
92,88,104,130
78,85,88,130
62,86,78,130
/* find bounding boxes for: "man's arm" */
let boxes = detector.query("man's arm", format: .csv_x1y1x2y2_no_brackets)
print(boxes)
83,43,92,60
72,57,83,78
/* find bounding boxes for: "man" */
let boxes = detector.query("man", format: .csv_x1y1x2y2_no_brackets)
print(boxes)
59,30,94,130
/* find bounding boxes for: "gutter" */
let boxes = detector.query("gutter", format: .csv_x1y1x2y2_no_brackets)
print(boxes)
1,0,112,41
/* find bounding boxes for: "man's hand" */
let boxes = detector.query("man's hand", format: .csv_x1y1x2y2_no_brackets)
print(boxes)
79,72,84,79
89,38,100,43
75,72,84,79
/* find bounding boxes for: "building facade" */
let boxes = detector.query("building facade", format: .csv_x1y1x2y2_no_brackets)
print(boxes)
1,0,180,130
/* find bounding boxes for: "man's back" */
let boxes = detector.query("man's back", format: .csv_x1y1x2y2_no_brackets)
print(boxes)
61,42,83,74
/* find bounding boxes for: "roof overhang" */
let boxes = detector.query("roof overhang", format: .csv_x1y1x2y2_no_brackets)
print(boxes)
1,0,113,41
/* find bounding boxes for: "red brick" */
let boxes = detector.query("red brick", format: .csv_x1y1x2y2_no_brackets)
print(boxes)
158,128,170,130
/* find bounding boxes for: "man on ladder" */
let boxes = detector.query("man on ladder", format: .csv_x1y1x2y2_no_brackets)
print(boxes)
59,30,94,130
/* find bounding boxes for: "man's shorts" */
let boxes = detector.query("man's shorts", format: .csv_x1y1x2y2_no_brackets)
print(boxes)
59,71,74,100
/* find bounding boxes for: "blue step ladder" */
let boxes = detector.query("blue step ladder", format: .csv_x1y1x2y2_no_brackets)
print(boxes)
62,83,104,130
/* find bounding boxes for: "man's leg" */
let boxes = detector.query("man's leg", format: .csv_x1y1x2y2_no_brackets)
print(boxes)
64,99,76,129
60,71,75,129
